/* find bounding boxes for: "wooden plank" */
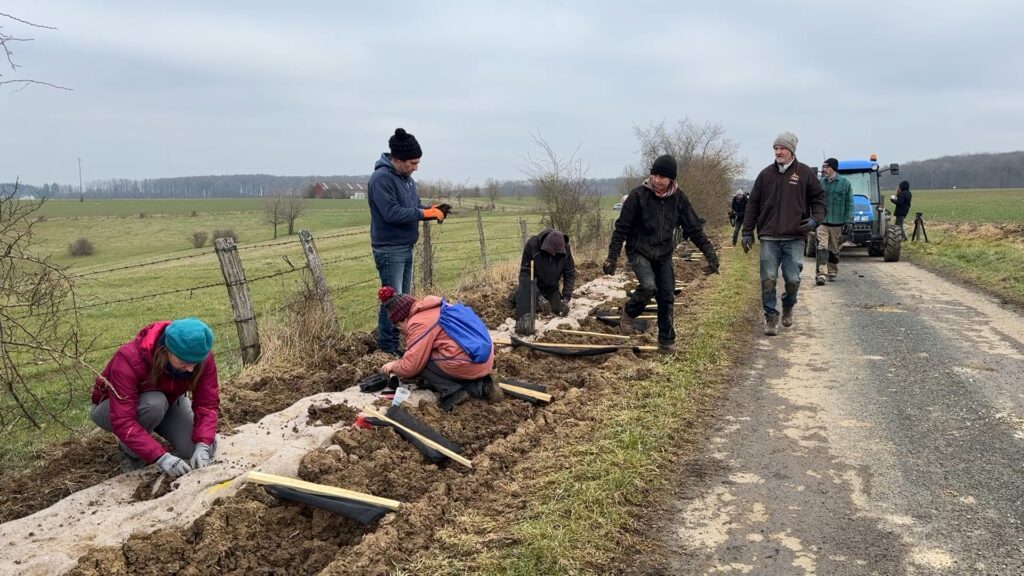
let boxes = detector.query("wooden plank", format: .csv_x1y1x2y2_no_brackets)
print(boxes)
493,335,512,346
498,382,553,402
362,406,473,469
526,341,658,352
552,329,629,340
246,471,401,510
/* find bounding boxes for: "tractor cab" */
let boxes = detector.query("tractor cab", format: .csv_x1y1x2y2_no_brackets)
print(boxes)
807,155,902,261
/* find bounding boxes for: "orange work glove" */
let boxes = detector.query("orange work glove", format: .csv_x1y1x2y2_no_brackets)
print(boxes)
422,207,446,222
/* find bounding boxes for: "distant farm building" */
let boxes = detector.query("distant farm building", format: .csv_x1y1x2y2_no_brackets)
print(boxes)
307,182,367,199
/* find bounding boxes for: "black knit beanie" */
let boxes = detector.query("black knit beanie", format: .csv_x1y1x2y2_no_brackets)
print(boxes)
824,157,839,172
389,128,422,161
650,154,678,180
899,180,910,191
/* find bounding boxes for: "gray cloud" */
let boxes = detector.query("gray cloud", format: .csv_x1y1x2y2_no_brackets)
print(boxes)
3,0,1022,186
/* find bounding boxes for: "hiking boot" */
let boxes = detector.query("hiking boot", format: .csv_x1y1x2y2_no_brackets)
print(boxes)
815,275,826,286
828,274,837,282
119,444,147,474
781,307,794,328
619,308,635,334
484,380,504,403
764,313,780,336
658,342,675,353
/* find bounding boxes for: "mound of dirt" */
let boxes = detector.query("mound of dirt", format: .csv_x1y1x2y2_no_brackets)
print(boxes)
6,249,719,576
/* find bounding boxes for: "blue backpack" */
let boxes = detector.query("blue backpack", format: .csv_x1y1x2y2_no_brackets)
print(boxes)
438,301,492,363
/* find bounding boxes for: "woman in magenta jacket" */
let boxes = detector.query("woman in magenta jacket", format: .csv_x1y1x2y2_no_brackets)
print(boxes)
90,318,219,478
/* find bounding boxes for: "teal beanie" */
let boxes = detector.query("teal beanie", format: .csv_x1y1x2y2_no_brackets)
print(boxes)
163,318,214,364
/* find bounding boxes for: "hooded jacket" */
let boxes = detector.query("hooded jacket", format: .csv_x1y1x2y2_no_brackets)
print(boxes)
743,160,826,239
892,187,912,217
91,322,219,463
518,229,576,297
368,153,424,248
388,296,494,381
607,181,715,263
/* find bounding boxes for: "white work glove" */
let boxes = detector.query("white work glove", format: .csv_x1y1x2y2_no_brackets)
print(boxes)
156,453,192,478
190,442,214,469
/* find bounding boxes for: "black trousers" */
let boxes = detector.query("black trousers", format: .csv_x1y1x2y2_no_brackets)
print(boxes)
422,360,494,411
625,253,676,345
510,281,564,319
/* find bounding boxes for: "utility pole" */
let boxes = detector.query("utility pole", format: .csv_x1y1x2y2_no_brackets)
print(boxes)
78,157,84,202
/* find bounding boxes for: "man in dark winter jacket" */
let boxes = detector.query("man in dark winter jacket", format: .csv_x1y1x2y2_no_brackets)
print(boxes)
511,229,576,327
741,132,826,335
367,128,449,355
890,180,913,240
729,190,748,246
603,154,719,352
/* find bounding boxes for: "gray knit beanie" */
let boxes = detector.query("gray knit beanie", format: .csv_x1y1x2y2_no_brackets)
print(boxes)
773,131,798,154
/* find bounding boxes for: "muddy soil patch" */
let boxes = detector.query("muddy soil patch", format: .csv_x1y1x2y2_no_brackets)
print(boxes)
0,332,389,524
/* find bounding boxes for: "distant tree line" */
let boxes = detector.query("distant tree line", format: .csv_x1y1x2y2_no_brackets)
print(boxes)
5,174,630,201
880,151,1024,190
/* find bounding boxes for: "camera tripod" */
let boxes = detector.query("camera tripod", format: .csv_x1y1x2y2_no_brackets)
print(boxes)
911,212,928,243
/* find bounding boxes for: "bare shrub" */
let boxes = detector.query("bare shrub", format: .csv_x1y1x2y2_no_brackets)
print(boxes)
211,229,238,243
190,230,209,249
630,119,746,226
67,237,94,257
190,210,198,217
523,134,603,249
2,180,85,433
137,212,145,219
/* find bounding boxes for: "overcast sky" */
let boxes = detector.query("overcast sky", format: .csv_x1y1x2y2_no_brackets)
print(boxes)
2,1,1022,186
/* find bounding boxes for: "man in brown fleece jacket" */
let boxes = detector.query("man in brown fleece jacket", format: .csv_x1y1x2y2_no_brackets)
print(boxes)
740,131,826,336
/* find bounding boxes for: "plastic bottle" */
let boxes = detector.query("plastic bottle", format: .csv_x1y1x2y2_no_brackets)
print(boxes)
392,386,411,407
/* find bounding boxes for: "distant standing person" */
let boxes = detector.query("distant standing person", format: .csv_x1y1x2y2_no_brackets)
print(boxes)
367,128,449,355
816,157,854,285
90,318,218,478
603,154,720,352
729,190,748,246
890,180,912,240
740,132,826,335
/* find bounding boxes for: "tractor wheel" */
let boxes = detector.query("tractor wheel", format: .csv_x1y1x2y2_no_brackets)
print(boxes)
883,225,902,262
867,242,883,257
804,233,816,258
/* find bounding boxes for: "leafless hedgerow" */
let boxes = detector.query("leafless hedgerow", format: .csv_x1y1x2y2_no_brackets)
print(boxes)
0,180,88,433
631,119,746,226
523,133,604,249
0,12,71,91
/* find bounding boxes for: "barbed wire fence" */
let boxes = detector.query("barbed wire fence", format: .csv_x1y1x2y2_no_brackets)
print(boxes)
0,210,546,435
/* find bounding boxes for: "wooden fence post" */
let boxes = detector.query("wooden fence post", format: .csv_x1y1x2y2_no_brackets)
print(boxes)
298,229,337,330
214,237,260,365
421,220,434,289
519,217,528,247
476,206,488,271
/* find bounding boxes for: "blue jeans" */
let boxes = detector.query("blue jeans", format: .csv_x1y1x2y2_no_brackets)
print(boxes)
759,239,804,318
373,245,414,354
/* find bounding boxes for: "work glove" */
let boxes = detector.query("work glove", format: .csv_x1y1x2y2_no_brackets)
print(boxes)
422,206,446,223
797,218,817,234
190,442,214,469
514,313,535,336
437,203,452,218
156,453,192,478
842,222,852,235
741,235,754,253
602,258,616,275
559,297,571,317
702,254,720,275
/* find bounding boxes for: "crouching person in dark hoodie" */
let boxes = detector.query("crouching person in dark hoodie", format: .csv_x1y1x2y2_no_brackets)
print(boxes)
603,154,719,352
377,286,499,410
510,228,576,334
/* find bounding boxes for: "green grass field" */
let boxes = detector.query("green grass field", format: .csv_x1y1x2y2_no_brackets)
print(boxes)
909,188,1024,223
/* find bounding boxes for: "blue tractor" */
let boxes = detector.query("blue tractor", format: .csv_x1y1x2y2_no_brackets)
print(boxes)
806,155,902,261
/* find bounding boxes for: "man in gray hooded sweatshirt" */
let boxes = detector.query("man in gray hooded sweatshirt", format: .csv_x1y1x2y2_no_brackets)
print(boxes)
603,155,719,352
